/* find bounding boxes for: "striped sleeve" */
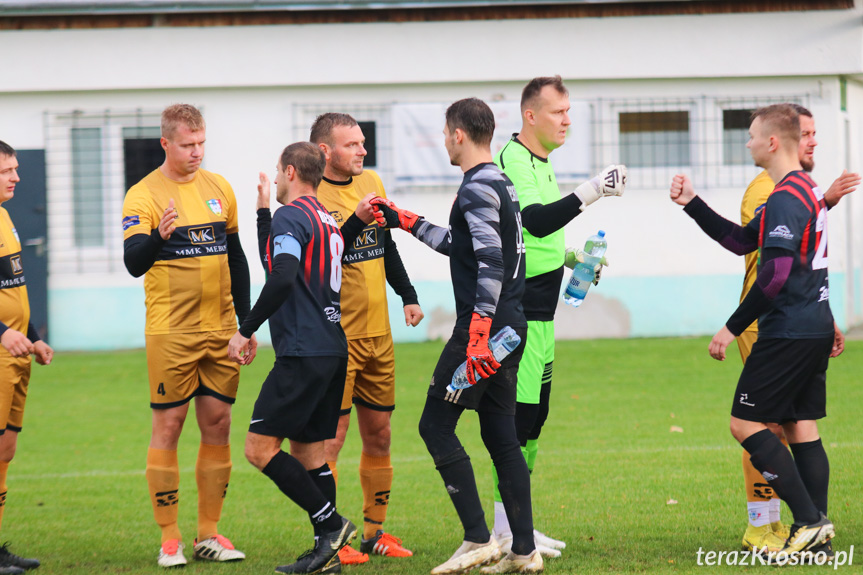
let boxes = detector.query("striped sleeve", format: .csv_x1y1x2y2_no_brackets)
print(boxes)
460,180,503,319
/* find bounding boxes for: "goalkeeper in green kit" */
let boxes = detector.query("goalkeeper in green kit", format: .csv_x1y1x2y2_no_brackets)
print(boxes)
492,76,626,556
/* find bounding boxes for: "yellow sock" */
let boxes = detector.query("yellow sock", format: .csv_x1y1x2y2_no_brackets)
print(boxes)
743,448,775,502
0,461,9,531
146,447,182,543
196,443,232,542
359,452,392,540
327,460,338,486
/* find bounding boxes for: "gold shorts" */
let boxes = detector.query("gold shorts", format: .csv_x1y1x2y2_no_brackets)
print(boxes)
146,329,240,409
0,352,30,433
340,334,395,414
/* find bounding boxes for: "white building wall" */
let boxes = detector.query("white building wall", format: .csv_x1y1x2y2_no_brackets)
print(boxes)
0,6,861,349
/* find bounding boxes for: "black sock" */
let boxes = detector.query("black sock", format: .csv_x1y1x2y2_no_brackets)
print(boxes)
434,448,489,543
742,429,820,525
262,451,342,532
307,463,337,535
481,411,534,556
790,439,829,516
419,396,489,544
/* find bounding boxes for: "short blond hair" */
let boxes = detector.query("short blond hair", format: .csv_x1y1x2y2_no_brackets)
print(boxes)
751,103,800,146
161,104,205,139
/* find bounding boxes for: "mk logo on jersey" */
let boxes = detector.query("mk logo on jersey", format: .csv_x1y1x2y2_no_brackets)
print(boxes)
354,227,378,249
10,255,22,275
189,226,215,245
329,210,344,224
155,489,179,507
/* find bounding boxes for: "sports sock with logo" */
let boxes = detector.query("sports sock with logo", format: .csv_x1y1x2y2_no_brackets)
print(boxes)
359,452,392,540
0,460,8,531
262,451,342,532
742,449,772,526
146,447,182,543
196,442,232,542
742,429,819,525
307,463,337,535
790,439,829,515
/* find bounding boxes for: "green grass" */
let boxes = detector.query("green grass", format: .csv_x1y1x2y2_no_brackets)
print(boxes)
9,337,863,574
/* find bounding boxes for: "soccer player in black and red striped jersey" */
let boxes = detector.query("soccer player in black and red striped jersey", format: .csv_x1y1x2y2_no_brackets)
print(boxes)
227,142,374,574
670,103,840,557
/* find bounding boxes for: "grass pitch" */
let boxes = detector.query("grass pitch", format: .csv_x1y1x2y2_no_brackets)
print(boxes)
10,337,863,574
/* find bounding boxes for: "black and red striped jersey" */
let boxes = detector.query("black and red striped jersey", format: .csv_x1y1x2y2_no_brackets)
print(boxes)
267,195,347,358
757,170,833,338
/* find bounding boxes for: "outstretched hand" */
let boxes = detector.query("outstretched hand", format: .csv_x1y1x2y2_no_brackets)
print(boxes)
257,172,271,210
670,174,696,206
369,197,420,233
824,170,860,209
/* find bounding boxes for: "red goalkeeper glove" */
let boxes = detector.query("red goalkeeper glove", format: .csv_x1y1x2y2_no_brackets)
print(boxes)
369,197,421,233
466,313,500,386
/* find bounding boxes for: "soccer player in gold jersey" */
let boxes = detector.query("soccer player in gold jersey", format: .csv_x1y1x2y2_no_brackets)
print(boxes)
256,113,421,564
735,104,858,555
122,105,254,567
0,141,53,575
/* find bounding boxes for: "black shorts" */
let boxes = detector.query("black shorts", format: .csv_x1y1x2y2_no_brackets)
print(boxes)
428,326,527,415
731,336,832,424
250,355,348,443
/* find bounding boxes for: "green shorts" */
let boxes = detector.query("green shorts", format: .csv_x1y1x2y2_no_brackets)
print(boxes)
516,320,554,404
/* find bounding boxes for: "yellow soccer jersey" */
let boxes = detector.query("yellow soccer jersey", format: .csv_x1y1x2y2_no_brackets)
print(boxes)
0,207,29,335
122,168,239,335
318,171,391,340
739,170,774,333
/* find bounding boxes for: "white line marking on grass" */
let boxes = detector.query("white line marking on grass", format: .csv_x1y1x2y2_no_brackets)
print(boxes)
13,442,863,480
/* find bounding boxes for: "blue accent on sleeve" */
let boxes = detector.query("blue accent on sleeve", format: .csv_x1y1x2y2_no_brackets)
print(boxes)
272,234,302,259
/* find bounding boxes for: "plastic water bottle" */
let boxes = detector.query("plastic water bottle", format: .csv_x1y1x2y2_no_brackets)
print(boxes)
563,230,607,308
448,326,522,392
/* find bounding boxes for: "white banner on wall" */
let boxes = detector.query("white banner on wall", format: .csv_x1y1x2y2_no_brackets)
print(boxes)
392,100,592,189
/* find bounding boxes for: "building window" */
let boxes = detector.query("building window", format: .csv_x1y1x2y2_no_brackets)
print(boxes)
357,121,377,168
46,108,162,275
619,111,690,168
723,109,754,165
123,126,163,191
71,127,104,248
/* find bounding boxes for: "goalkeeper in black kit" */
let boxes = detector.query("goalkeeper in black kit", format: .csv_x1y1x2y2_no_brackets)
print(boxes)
371,98,542,574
